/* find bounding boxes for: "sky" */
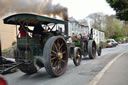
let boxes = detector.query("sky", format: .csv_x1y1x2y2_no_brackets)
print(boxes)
0,0,116,20
52,0,116,20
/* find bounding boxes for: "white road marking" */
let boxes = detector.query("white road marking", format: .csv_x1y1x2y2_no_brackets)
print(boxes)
88,50,128,85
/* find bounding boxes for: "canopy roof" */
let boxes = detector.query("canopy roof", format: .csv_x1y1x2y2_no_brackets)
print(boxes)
3,13,67,26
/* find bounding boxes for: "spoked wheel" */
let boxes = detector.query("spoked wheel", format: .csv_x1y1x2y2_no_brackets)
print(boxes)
14,49,38,74
43,36,68,77
68,43,75,59
73,47,82,66
88,40,96,59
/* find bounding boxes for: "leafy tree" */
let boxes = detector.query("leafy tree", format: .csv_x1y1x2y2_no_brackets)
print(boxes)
87,12,128,40
106,0,128,21
122,22,128,36
112,22,122,39
104,15,116,38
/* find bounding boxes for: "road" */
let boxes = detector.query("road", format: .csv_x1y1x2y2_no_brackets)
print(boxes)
96,45,128,85
3,43,128,85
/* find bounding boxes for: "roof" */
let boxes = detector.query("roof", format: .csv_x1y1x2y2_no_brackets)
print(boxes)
3,13,67,26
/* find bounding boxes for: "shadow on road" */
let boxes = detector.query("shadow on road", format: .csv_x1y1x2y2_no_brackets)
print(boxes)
18,69,52,81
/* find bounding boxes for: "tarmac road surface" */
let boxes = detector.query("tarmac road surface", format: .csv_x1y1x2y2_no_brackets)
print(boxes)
3,43,128,85
96,46,128,85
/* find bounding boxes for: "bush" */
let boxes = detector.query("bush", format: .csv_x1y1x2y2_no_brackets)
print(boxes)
2,44,16,58
99,41,107,48
12,41,16,46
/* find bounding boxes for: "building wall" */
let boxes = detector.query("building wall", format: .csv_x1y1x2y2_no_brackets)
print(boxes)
68,21,89,36
93,28,105,44
68,21,105,44
0,20,16,50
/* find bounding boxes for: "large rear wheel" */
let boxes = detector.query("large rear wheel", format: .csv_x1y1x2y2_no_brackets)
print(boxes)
43,36,68,77
88,40,96,59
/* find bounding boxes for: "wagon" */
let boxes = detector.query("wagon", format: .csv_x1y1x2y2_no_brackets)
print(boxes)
3,13,69,77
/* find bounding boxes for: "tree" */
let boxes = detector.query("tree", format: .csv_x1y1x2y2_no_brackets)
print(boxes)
106,0,128,21
104,15,118,38
87,12,105,30
121,22,128,36
112,22,122,39
87,12,128,40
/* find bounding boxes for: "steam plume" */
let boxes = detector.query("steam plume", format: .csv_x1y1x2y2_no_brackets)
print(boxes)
0,0,68,21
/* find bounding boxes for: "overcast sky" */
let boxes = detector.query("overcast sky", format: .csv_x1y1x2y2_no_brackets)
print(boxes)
52,0,115,20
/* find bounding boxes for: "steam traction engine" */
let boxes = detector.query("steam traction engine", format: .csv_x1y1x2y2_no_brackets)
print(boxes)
3,13,69,76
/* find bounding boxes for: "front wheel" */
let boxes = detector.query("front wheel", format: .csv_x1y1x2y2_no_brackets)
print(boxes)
73,47,82,66
43,36,68,77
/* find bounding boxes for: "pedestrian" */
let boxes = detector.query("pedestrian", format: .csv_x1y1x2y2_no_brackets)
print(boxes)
82,33,88,42
71,33,77,42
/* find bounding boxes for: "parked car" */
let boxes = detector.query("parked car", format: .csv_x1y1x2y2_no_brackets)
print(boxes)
106,39,118,48
106,41,113,48
109,39,118,46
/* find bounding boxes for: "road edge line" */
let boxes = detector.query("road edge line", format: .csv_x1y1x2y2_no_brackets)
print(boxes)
88,50,127,85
